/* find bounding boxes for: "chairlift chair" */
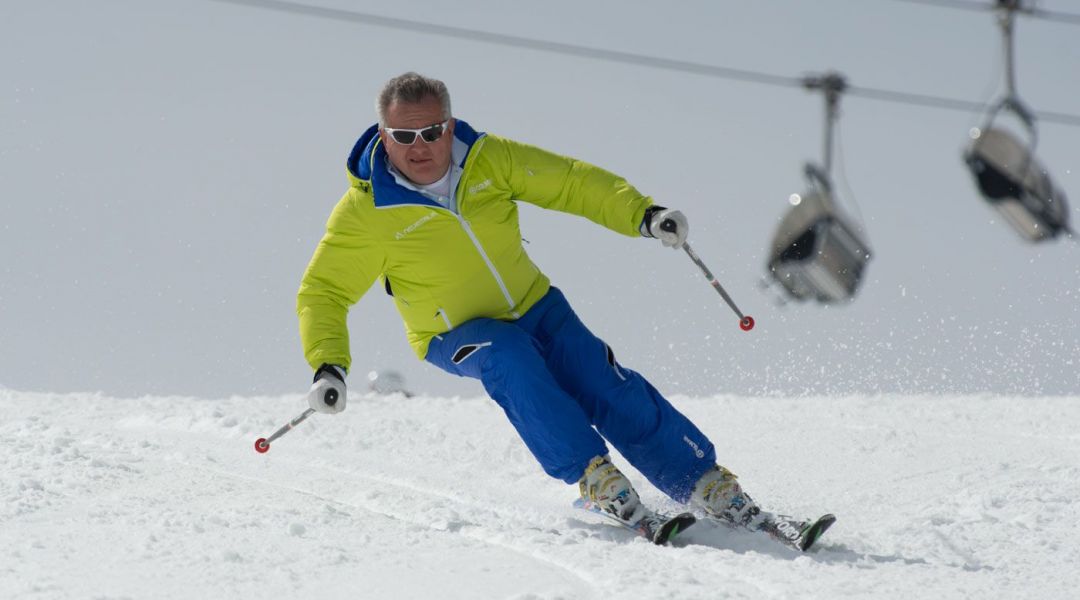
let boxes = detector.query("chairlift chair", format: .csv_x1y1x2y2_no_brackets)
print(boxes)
767,165,872,303
964,102,1070,241
766,72,873,304
963,2,1071,241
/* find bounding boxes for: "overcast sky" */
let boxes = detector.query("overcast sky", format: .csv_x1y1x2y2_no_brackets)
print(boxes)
3,0,1077,399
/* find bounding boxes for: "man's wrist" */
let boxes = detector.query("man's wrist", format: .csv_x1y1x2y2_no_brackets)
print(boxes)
314,363,347,383
640,205,667,237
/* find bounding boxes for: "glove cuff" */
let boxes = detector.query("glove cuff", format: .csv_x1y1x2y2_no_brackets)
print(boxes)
640,205,667,238
314,363,347,383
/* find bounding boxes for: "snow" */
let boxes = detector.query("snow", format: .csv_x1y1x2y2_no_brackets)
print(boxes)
3,389,1078,599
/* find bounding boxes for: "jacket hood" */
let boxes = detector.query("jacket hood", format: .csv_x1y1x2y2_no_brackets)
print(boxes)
345,119,483,207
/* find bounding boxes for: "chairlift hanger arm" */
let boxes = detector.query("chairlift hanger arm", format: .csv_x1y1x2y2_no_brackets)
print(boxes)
803,164,833,194
979,0,1040,147
802,72,848,177
997,2,1020,100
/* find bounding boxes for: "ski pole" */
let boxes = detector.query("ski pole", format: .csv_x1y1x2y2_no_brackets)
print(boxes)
254,385,338,453
254,408,315,453
661,220,755,331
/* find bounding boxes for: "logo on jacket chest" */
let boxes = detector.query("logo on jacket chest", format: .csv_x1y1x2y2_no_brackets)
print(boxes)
396,211,438,240
468,179,492,194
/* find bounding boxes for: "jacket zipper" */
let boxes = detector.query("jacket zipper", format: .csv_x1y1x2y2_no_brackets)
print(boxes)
380,136,521,320
453,212,518,316
381,203,519,319
446,139,518,316
436,308,453,329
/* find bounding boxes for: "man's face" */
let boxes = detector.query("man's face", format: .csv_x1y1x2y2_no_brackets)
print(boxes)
379,95,455,186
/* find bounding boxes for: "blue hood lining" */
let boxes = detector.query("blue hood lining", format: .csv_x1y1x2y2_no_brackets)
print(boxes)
346,119,483,208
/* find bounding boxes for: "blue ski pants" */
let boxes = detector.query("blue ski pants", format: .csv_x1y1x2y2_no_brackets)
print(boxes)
425,286,716,503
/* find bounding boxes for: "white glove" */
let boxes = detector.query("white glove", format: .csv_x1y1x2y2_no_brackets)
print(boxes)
643,207,689,249
307,364,347,414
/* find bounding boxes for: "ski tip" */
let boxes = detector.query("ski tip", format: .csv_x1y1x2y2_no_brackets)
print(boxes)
799,514,836,552
654,512,696,545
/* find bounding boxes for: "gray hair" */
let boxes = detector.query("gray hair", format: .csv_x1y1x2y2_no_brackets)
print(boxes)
376,72,452,127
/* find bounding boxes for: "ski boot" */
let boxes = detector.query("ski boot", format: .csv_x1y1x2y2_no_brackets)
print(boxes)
690,464,835,552
577,455,695,545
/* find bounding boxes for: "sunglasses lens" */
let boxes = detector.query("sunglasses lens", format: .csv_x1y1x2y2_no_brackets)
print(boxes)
390,130,418,144
420,124,445,143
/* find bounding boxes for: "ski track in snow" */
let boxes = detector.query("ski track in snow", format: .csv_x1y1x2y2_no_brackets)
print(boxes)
2,389,1078,599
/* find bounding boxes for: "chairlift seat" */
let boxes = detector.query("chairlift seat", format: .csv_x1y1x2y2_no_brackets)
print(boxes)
965,127,1070,241
768,191,871,303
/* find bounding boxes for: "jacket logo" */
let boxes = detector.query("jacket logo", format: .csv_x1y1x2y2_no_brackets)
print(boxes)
468,179,492,194
396,211,437,240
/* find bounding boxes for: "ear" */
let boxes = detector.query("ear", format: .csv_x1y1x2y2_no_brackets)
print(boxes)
447,118,456,134
378,128,387,144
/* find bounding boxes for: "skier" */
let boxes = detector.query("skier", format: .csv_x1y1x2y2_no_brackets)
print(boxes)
297,72,830,548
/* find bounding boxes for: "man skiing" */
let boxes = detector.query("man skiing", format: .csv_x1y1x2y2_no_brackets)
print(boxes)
297,72,831,548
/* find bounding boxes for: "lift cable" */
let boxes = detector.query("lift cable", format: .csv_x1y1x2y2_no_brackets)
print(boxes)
211,0,1080,127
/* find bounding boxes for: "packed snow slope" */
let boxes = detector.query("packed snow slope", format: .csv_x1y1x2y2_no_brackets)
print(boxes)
3,389,1078,600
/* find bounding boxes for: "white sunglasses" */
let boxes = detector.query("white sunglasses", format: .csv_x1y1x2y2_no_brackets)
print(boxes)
384,120,450,145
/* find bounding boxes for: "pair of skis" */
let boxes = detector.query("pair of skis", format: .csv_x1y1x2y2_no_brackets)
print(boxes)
574,497,835,552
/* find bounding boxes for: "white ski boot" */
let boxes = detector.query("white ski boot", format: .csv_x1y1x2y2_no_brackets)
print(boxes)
576,455,697,544
690,464,763,528
578,455,646,525
690,464,836,551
